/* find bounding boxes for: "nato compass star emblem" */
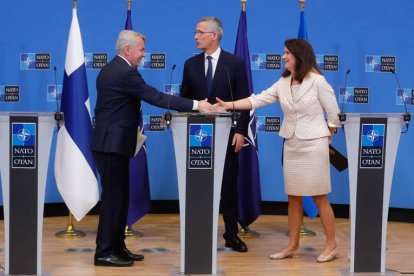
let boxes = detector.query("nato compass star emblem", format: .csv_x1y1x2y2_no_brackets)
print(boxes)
367,129,380,143
84,55,91,67
52,87,59,99
343,88,351,102
400,90,409,103
195,129,208,143
189,124,213,147
17,128,31,142
340,88,352,103
24,56,33,67
256,119,264,131
166,85,176,95
369,58,378,70
254,56,263,67
402,93,409,103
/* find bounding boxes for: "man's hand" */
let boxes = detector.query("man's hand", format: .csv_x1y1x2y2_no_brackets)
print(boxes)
232,133,245,152
197,99,214,112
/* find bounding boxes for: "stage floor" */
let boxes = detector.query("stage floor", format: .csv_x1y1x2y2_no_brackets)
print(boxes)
0,214,413,275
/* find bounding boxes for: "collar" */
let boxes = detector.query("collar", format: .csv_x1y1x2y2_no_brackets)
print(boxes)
204,47,221,60
117,54,132,67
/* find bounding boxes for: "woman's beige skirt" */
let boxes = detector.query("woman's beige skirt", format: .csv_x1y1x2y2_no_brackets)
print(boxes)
283,135,331,196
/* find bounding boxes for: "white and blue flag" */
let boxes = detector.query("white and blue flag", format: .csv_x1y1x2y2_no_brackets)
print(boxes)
54,7,99,221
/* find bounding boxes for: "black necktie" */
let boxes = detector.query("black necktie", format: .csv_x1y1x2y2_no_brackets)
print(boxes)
206,56,213,93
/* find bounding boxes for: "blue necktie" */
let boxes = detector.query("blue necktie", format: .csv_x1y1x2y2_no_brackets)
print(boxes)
206,56,213,93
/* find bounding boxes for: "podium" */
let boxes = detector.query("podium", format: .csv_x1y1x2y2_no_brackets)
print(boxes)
343,113,404,273
171,112,232,275
0,112,55,275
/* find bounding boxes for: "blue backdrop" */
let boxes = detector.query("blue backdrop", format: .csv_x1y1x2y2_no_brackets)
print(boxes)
1,0,413,209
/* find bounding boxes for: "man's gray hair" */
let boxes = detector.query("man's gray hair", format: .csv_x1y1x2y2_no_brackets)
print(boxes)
200,16,223,41
116,30,146,53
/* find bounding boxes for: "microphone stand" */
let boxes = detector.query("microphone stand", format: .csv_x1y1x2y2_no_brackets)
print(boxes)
391,69,411,133
338,69,351,131
225,66,238,128
164,64,176,128
53,66,63,129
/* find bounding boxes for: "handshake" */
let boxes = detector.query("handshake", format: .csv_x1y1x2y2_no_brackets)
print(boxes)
196,97,231,113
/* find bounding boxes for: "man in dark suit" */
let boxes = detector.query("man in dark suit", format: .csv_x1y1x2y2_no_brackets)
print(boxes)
91,30,213,267
180,17,250,252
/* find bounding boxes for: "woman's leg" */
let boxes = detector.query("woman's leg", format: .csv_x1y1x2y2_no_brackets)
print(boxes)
286,195,303,251
270,195,303,259
313,194,337,255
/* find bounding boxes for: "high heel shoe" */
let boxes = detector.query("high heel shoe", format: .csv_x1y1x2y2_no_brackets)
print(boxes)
269,249,296,260
317,247,339,263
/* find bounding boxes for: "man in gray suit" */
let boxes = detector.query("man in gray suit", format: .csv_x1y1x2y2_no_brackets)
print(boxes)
91,30,213,267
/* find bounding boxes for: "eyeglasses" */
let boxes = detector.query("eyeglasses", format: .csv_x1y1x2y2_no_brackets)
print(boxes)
194,30,215,36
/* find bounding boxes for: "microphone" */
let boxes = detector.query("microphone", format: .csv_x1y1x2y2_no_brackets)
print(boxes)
163,64,176,128
53,66,63,128
338,69,351,128
224,66,238,127
390,69,411,131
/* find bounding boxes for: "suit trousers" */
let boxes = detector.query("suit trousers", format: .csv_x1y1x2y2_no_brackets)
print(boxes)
221,130,240,240
93,151,130,257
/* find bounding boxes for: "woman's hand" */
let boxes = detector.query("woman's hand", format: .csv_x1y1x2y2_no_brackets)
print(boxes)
213,97,230,112
328,127,336,144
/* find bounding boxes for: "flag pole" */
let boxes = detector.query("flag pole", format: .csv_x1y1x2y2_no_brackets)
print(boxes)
55,0,87,239
122,0,145,238
55,211,86,238
236,0,260,239
299,0,305,11
241,0,246,11
125,225,144,237
291,0,316,238
298,0,316,237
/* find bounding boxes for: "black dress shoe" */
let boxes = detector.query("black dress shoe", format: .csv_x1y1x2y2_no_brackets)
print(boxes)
225,236,248,252
116,248,144,261
94,254,134,267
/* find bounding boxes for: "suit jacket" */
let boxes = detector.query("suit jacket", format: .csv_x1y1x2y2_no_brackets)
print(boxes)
180,50,250,136
91,55,194,156
249,72,340,139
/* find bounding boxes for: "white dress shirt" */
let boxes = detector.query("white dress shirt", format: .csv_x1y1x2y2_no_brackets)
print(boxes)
204,47,221,78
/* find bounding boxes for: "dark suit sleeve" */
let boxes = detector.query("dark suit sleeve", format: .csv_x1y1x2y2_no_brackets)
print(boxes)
233,59,250,136
124,69,194,112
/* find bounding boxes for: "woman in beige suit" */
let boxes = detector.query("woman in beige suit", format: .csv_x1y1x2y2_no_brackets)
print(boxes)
214,39,340,262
